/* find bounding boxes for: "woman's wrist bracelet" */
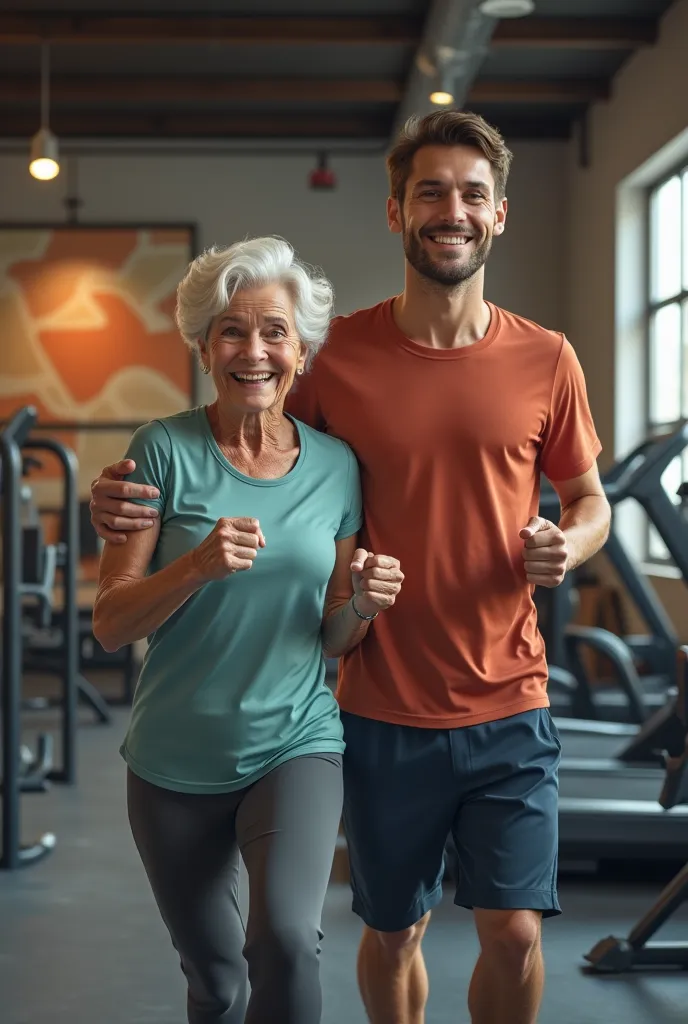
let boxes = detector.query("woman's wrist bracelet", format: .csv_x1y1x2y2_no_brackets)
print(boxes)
351,596,378,621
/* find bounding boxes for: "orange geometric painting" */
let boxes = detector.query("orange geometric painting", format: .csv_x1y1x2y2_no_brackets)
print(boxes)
0,225,195,503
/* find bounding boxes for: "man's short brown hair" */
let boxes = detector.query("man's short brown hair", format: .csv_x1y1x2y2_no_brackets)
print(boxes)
387,110,513,204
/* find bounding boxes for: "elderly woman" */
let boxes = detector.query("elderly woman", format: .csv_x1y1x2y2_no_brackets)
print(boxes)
92,236,403,1024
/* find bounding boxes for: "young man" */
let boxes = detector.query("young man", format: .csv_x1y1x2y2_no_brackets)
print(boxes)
90,111,610,1024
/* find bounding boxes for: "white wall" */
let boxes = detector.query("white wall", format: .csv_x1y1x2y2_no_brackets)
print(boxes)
485,141,567,333
567,0,688,460
0,140,567,331
565,0,688,636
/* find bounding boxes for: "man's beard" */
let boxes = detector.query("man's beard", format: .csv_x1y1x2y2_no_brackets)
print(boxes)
403,223,492,287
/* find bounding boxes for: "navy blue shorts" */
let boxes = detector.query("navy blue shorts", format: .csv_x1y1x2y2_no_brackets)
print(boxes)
341,708,562,933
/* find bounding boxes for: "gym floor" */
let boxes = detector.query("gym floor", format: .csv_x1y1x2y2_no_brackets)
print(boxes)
2,696,687,1024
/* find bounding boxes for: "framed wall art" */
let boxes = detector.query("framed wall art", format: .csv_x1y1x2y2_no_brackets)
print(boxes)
0,223,197,509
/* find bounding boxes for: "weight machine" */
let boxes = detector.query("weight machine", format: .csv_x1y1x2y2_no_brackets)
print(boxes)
19,434,111,738
1,406,55,868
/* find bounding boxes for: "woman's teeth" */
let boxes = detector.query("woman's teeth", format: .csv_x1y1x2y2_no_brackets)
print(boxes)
230,372,275,382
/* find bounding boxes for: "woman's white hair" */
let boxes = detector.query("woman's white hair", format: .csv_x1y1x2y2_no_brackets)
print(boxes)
175,236,334,369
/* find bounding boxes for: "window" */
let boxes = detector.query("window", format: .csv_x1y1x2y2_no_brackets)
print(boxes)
646,164,688,562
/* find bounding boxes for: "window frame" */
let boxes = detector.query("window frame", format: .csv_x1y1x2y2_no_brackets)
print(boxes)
644,159,688,565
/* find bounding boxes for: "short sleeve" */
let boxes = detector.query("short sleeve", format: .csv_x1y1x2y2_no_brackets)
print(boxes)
122,420,173,513
540,338,602,482
285,366,326,431
335,442,363,541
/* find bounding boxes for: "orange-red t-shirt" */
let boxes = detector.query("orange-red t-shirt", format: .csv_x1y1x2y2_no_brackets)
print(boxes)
286,298,602,728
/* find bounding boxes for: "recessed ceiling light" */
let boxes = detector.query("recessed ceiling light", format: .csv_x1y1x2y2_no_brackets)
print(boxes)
479,0,535,17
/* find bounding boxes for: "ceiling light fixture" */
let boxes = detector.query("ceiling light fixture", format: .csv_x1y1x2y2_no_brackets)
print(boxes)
29,42,59,181
429,51,456,108
429,88,454,106
430,74,455,106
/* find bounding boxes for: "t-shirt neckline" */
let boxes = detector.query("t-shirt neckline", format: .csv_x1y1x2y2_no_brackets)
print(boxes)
200,406,307,487
382,296,500,360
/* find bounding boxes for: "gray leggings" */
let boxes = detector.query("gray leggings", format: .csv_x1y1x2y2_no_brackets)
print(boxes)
127,754,343,1024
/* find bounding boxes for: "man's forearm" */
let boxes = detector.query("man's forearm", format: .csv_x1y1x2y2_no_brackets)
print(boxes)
322,598,373,658
93,553,204,652
559,494,611,573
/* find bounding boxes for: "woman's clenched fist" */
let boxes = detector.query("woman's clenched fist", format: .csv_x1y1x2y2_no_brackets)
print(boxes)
350,549,404,616
190,517,266,582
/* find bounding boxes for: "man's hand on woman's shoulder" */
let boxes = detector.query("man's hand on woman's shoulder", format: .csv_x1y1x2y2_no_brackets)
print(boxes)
90,460,161,544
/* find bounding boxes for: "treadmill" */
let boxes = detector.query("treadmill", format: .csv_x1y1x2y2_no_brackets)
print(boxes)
558,649,688,864
551,428,688,857
583,675,688,973
542,423,688,730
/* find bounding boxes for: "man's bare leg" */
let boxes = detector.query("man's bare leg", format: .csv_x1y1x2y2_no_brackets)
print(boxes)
357,912,431,1024
468,909,544,1024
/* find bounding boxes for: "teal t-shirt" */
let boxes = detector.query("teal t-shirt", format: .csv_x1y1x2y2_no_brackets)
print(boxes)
119,406,363,793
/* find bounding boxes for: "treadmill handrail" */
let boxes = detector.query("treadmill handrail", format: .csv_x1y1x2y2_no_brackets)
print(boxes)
564,626,649,724
602,529,678,648
602,438,656,487
606,422,688,503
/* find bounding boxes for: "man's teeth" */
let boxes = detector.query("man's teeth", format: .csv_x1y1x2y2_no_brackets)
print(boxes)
430,235,469,245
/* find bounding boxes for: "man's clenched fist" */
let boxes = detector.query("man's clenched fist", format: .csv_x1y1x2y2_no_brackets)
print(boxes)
519,517,568,588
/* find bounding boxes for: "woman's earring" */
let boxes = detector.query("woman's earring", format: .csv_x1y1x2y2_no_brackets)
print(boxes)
296,367,304,376
201,364,210,375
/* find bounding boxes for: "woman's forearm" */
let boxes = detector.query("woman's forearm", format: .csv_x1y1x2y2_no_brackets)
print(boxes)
322,597,373,658
93,553,205,652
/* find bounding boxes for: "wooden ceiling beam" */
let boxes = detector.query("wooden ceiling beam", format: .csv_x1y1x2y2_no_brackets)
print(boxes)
0,76,402,105
0,110,389,139
496,118,573,140
468,79,610,104
492,17,657,50
0,14,421,46
0,75,605,108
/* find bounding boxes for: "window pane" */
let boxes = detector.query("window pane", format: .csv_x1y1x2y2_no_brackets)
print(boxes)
684,170,688,291
684,298,688,416
651,175,682,302
650,302,681,422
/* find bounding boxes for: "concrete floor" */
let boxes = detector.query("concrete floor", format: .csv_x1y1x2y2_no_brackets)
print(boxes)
1,700,687,1024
